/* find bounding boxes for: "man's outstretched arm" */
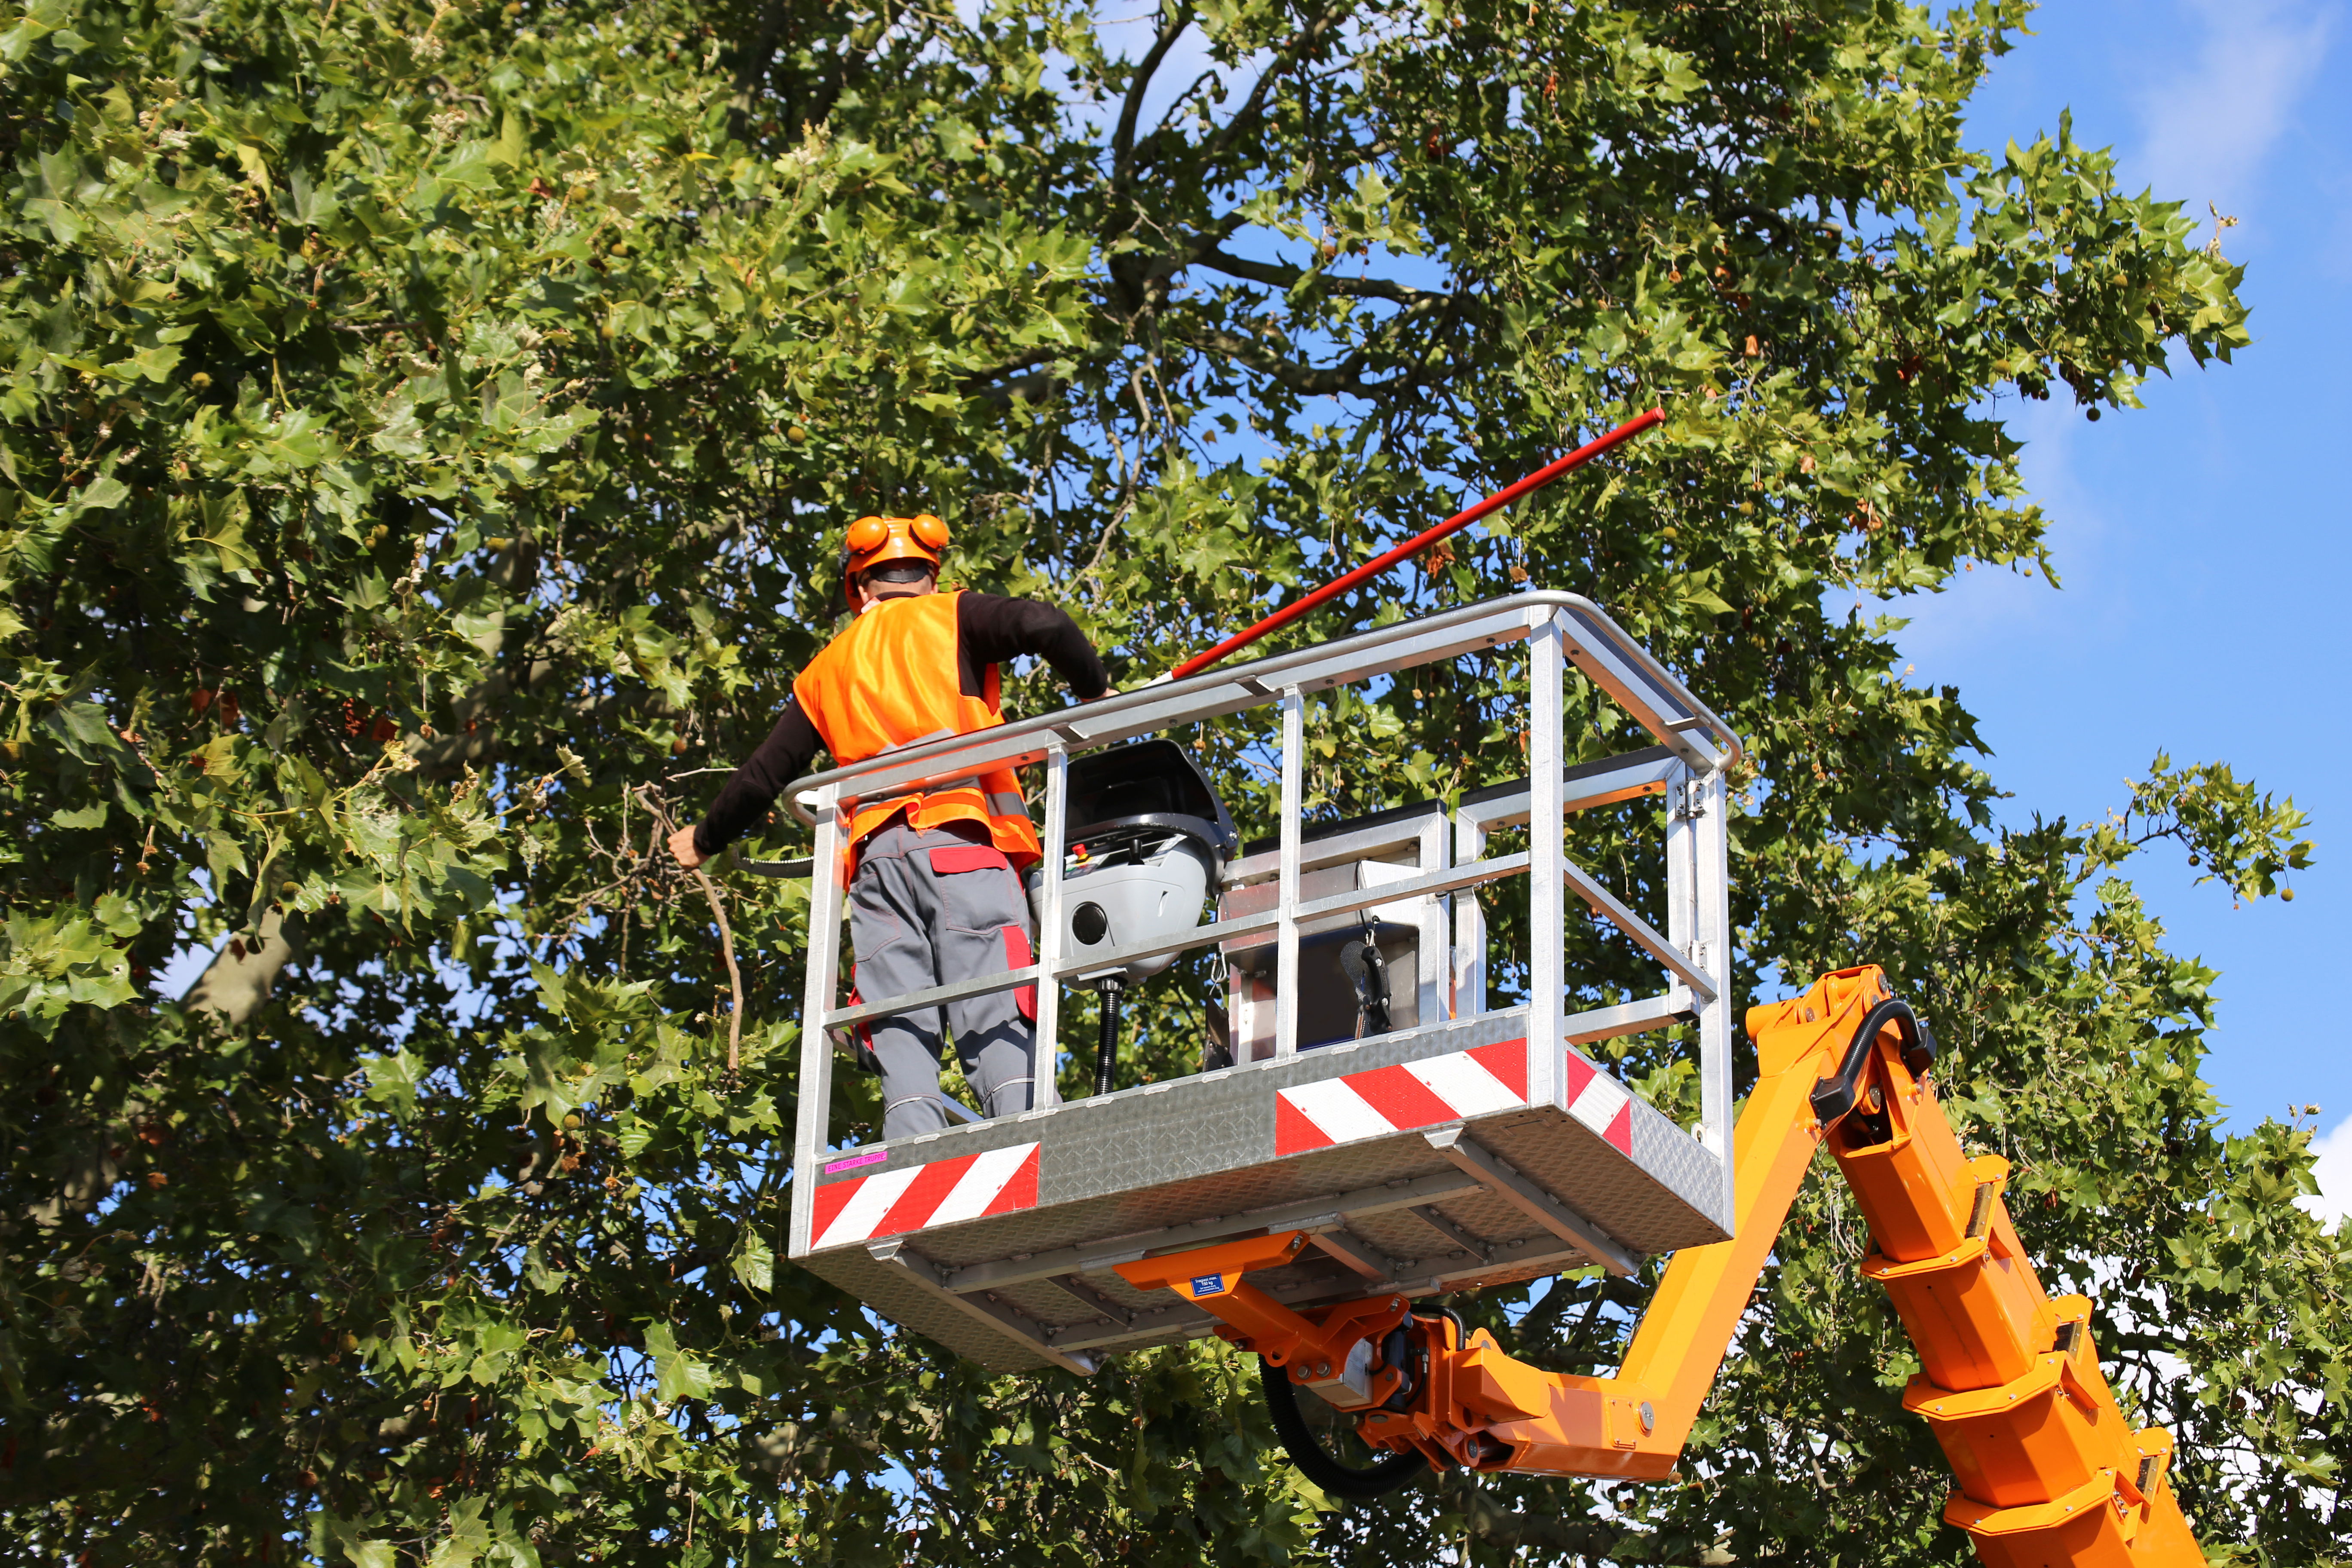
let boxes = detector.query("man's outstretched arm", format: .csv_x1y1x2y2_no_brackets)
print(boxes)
668,699,823,867
957,594,1111,698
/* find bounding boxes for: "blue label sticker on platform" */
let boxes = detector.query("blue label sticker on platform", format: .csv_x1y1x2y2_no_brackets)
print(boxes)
1191,1273,1227,1297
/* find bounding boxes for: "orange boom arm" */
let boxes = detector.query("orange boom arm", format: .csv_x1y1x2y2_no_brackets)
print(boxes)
1116,967,2205,1565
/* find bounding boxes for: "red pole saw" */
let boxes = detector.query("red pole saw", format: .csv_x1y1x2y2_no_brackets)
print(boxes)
1166,406,1666,682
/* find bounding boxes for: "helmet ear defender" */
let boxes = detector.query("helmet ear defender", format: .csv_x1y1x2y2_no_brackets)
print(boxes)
842,513,950,606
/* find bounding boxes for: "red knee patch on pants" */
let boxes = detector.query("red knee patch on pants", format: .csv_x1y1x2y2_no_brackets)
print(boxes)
844,986,876,1059
1004,925,1038,1021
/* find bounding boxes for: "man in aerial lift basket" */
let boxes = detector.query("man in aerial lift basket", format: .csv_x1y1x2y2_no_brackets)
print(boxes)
667,512,1111,1138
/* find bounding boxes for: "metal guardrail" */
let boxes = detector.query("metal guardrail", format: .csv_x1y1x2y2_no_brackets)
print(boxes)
784,592,1741,1231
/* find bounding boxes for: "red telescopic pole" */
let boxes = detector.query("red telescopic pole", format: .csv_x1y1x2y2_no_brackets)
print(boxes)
1166,406,1667,682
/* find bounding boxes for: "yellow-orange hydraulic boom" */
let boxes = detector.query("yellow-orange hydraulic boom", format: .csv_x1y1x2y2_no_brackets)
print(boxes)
1113,967,2205,1565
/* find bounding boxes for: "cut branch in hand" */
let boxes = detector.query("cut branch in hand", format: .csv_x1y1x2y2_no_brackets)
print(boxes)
634,785,745,1077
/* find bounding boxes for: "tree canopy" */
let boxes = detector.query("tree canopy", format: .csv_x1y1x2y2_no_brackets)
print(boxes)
0,0,2335,1564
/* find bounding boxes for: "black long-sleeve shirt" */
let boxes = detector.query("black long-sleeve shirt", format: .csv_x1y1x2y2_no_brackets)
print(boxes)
692,591,1110,855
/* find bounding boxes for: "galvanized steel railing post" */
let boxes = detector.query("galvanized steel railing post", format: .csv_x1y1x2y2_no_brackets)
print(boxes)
1415,808,1451,1024
1695,766,1734,1226
1527,615,1566,1109
1274,686,1305,1059
1663,751,1735,1229
789,785,846,1258
1663,754,1697,1008
1453,810,1487,1020
1035,744,1069,1109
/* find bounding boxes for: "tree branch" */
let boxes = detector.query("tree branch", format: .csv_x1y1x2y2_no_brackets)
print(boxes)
1443,1473,1649,1556
957,346,1069,404
1169,282,1452,396
1196,245,1449,306
633,786,744,1077
184,905,297,1026
1172,326,1369,395
1197,2,1348,166
959,346,1064,386
1112,11,1194,190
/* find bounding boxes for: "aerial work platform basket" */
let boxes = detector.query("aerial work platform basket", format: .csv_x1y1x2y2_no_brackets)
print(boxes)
782,593,1740,1375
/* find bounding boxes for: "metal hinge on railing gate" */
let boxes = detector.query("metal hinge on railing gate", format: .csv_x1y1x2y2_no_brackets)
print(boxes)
1672,780,1708,821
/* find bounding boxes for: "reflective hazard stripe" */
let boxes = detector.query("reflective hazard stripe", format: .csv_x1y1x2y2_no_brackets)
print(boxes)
1274,1040,1532,1155
870,773,985,809
810,1142,1042,1249
1562,1053,1634,1155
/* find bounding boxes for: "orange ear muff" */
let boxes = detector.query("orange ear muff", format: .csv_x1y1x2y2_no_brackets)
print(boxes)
911,513,950,551
846,515,891,555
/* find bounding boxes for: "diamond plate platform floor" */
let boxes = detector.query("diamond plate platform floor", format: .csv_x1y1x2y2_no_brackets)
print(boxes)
792,1006,1729,1374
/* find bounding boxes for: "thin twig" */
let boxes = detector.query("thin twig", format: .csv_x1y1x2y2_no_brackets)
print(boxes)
634,785,744,1077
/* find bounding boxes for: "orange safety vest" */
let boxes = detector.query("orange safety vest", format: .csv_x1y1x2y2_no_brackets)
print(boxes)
793,591,1039,870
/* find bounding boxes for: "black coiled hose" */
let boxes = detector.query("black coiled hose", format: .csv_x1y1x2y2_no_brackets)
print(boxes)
1093,978,1124,1097
1257,1353,1430,1499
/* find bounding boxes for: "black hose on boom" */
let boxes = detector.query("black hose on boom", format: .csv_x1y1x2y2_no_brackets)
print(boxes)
1093,978,1124,1098
1809,997,1936,1128
1258,1356,1428,1499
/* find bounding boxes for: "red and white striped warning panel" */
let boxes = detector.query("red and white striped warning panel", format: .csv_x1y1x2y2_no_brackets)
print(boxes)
1562,1051,1633,1155
810,1142,1041,1251
1276,1039,1531,1156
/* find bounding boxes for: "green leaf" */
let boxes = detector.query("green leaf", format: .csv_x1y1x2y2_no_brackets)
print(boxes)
495,109,526,167
425,1496,490,1568
41,700,122,761
70,475,128,512
233,140,273,193
183,490,257,574
730,1225,775,1295
643,1321,715,1403
361,1050,426,1120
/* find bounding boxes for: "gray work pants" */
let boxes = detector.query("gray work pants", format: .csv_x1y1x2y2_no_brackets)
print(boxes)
849,818,1037,1140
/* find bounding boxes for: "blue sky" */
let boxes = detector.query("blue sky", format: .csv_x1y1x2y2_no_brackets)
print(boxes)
1902,0,2349,1188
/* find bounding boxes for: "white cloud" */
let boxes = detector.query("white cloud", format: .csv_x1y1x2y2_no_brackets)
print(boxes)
2132,0,2336,245
2297,1113,2352,1228
1879,3,2339,687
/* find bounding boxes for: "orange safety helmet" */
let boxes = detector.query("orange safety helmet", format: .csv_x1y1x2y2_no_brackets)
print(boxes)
841,513,950,604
